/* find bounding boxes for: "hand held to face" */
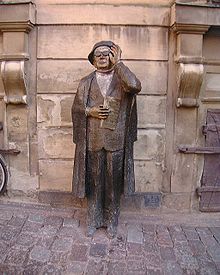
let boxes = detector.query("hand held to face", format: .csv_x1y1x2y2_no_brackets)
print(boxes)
109,45,122,65
88,106,110,119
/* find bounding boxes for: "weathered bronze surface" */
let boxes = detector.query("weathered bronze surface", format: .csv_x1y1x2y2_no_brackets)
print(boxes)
72,41,141,237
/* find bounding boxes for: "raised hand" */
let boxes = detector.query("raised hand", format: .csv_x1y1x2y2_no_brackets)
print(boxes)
109,44,122,65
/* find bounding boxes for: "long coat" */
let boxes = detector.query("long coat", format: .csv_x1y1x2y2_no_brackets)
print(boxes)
71,62,141,198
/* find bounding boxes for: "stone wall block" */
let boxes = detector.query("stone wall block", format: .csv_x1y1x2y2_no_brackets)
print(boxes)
134,129,165,161
134,160,164,193
37,4,170,26
137,95,166,128
125,61,168,95
39,160,73,192
37,60,93,93
162,192,191,213
8,141,29,173
175,109,197,144
38,25,168,60
37,95,75,127
7,105,28,142
171,154,196,193
38,128,75,159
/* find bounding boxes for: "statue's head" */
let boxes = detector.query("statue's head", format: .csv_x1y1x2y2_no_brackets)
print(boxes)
88,41,115,71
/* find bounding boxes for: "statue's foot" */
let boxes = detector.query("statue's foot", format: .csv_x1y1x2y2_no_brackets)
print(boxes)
87,226,96,237
107,224,117,239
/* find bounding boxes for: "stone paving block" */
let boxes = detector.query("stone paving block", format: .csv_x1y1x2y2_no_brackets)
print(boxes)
51,237,73,252
37,236,55,249
127,242,143,256
188,240,206,256
23,263,43,275
92,229,110,244
69,244,88,262
182,228,200,241
196,253,217,269
143,231,156,244
144,253,162,269
200,235,219,251
143,224,156,233
29,245,51,263
22,220,43,233
107,260,126,275
63,218,79,228
85,259,107,274
28,214,45,224
0,226,20,242
0,219,7,225
146,268,164,275
39,225,59,236
0,264,23,274
169,226,187,243
8,216,26,227
127,257,145,273
57,226,79,238
156,226,173,247
41,264,63,275
199,266,219,275
89,243,108,258
196,227,212,236
174,242,199,272
15,232,38,247
207,245,220,262
44,216,63,227
49,251,70,265
0,210,13,220
108,240,126,260
127,224,143,244
163,261,183,275
143,242,160,255
65,261,86,274
0,241,8,254
160,247,176,261
4,248,28,266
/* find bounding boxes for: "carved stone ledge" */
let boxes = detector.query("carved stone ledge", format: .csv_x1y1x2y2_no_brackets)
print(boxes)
177,63,204,106
1,61,28,100
175,56,204,64
172,24,210,34
0,22,34,33
0,54,30,61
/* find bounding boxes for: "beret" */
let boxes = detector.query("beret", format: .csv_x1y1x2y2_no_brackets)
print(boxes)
88,40,115,64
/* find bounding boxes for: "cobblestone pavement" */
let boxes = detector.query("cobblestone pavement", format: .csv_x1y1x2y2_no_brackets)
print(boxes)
0,201,220,274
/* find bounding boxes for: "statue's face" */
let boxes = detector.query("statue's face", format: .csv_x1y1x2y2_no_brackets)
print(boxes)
93,46,112,70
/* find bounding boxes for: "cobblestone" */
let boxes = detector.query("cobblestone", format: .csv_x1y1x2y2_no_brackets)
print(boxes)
0,201,220,274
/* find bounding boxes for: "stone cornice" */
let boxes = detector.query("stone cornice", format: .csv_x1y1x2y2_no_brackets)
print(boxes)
0,22,34,32
171,23,210,34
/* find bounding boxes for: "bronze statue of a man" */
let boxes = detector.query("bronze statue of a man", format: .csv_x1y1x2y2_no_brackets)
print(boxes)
72,41,141,237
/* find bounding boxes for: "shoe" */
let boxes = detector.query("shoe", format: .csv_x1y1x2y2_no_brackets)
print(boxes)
107,224,117,239
87,226,96,237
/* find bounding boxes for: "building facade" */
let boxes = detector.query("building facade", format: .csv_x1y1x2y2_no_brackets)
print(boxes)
0,0,220,212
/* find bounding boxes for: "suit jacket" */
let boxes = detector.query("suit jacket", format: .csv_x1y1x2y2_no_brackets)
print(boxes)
71,62,141,198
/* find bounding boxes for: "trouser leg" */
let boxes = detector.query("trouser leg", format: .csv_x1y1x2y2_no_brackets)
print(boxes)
104,149,124,229
86,149,105,229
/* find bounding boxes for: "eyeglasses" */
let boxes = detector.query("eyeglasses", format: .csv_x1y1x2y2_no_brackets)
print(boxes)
94,50,110,57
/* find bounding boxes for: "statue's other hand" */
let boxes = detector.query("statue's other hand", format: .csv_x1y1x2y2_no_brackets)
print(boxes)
109,44,122,65
88,106,110,119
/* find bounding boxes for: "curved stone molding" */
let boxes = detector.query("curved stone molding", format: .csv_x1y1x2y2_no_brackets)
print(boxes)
1,61,27,100
177,63,204,106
